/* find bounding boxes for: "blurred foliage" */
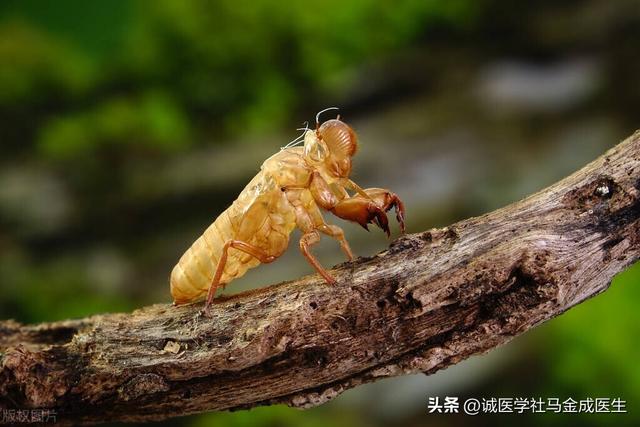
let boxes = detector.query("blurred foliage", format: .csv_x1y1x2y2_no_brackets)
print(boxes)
0,249,134,322
38,91,191,160
0,0,479,163
536,261,640,425
0,21,93,105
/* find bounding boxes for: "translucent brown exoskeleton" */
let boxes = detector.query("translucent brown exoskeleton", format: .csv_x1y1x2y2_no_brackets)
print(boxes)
170,108,405,315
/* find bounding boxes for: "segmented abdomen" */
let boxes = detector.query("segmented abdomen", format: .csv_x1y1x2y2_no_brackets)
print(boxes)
170,150,305,305
170,195,295,304
170,208,239,304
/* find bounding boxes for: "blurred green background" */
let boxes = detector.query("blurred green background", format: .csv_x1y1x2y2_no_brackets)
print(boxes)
0,0,639,426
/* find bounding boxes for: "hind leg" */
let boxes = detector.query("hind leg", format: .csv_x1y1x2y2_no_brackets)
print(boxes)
203,240,277,315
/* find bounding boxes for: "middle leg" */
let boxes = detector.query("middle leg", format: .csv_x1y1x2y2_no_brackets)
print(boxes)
289,191,339,285
299,230,337,285
317,223,353,261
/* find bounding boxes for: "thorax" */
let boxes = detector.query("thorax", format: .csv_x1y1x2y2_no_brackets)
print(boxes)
261,148,313,188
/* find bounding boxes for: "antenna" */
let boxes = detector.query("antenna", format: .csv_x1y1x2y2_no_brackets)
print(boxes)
315,107,339,127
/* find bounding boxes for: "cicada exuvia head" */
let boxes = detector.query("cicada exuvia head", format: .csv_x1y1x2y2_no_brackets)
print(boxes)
303,110,358,178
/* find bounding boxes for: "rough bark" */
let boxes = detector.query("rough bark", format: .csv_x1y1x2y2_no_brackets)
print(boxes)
1,131,640,425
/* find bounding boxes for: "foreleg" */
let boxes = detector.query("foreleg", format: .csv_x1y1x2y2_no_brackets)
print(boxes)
331,188,405,235
307,172,354,260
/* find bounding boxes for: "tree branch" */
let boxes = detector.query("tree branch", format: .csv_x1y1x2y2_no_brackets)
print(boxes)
2,131,640,425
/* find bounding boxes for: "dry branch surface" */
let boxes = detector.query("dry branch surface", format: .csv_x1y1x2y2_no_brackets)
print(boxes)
2,131,640,424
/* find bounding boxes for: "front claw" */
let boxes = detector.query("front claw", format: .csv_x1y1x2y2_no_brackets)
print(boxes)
364,188,406,234
331,197,392,237
385,193,405,234
368,203,390,237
